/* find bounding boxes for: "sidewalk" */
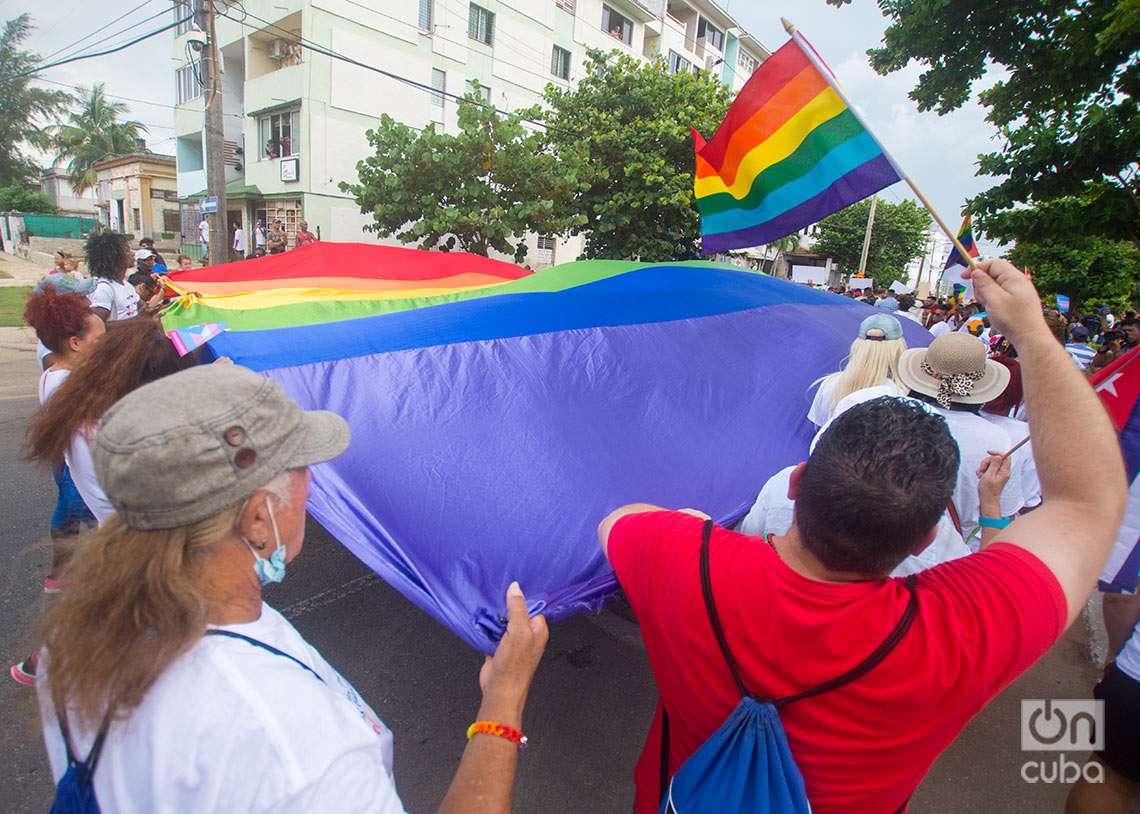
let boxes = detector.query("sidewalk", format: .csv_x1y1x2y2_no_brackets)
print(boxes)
0,253,45,287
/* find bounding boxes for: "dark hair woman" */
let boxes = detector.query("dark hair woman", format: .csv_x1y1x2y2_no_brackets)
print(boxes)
26,318,201,527
84,232,140,322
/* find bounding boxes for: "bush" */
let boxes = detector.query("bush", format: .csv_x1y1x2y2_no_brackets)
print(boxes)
0,184,57,214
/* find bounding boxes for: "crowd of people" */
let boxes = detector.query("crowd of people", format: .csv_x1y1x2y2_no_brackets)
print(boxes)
10,246,1140,811
198,215,319,261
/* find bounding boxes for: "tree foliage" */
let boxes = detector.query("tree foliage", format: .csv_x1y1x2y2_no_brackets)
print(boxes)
541,49,731,260
813,198,930,286
1009,237,1140,313
0,184,56,213
54,84,147,194
342,88,584,262
828,0,1140,246
0,15,69,187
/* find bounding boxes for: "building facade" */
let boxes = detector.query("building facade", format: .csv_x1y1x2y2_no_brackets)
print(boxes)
171,0,768,264
93,152,180,240
38,171,98,217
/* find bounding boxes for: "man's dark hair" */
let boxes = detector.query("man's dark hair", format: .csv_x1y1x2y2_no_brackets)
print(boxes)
85,232,129,280
796,397,959,575
139,237,154,248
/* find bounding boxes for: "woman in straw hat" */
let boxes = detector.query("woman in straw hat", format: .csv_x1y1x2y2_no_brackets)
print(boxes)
37,364,546,813
807,313,909,428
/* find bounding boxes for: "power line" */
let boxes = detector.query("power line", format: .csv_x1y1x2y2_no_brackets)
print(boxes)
19,16,191,79
38,0,158,63
49,4,174,66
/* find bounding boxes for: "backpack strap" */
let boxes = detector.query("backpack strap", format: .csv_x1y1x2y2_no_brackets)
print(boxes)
946,499,963,537
205,629,325,683
699,519,751,698
658,706,670,805
57,706,113,773
774,574,918,708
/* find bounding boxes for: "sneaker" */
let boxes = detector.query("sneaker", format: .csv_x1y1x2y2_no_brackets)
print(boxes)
43,577,64,594
9,660,35,687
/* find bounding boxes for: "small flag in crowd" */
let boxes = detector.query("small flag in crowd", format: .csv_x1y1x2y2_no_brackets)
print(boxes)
167,322,228,357
1092,348,1140,592
940,215,981,299
1055,294,1070,313
693,28,902,254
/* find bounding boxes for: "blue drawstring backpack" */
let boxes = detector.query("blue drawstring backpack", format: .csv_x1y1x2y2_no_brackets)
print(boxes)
658,520,918,813
50,630,324,813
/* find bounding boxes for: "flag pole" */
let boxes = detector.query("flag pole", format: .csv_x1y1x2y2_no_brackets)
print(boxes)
780,18,980,273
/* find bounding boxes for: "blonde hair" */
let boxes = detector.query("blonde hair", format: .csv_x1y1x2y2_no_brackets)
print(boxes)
42,472,293,729
819,336,907,412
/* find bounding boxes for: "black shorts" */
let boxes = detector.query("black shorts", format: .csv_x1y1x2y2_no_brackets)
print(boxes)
1095,661,1140,782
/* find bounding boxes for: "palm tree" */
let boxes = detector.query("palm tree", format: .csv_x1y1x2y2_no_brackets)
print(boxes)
762,233,802,274
53,84,147,194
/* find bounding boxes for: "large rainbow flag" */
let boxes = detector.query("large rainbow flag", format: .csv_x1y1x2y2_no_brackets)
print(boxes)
162,245,931,652
694,30,902,254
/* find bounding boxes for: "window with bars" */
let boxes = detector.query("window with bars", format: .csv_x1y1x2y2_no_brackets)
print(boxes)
465,80,491,103
696,17,724,51
551,45,571,80
174,0,199,35
419,0,433,31
601,6,632,45
667,50,691,74
431,68,446,122
175,64,203,104
555,0,575,13
258,110,300,160
468,4,494,46
536,235,555,265
738,51,758,75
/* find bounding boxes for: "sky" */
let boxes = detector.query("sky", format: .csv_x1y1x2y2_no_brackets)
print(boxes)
12,0,1005,259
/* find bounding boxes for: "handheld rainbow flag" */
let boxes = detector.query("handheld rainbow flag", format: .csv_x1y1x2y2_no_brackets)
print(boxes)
694,24,902,254
941,215,981,299
166,322,229,356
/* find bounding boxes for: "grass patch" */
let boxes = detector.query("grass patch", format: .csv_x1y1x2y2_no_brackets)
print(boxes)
0,269,11,279
0,287,30,327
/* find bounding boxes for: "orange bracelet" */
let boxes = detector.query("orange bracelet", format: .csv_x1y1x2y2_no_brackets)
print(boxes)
466,720,528,752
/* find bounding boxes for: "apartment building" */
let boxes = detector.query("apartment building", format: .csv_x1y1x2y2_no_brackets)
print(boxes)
171,0,768,263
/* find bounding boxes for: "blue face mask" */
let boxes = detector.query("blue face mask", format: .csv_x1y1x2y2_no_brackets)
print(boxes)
243,500,287,586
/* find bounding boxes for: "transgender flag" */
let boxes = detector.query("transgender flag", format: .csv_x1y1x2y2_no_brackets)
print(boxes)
1093,348,1140,592
694,28,902,254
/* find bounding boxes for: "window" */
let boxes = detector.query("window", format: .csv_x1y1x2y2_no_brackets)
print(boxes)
667,50,691,74
536,235,555,265
259,110,300,160
696,17,724,51
551,45,571,80
256,201,302,249
175,64,203,104
556,0,575,12
738,52,758,75
468,4,494,46
419,0,433,31
465,80,491,103
132,208,141,232
601,6,632,45
431,68,446,122
163,209,182,233
174,0,200,36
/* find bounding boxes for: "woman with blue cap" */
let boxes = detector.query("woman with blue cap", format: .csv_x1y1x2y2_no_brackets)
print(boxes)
807,313,908,427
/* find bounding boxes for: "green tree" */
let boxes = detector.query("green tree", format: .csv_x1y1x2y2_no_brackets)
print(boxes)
0,14,69,187
0,184,55,213
813,198,930,286
541,49,731,260
1009,237,1140,313
53,84,147,194
828,0,1140,247
342,88,584,262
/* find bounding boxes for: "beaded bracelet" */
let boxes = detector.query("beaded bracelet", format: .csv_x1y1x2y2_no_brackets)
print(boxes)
466,721,528,753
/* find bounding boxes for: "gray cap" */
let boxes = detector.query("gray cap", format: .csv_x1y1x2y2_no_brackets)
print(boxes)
93,364,350,530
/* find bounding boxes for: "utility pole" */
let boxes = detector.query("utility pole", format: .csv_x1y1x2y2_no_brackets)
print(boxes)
204,0,227,267
856,194,877,278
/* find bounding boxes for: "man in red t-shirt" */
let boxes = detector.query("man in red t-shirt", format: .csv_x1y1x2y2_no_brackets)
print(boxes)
600,259,1128,814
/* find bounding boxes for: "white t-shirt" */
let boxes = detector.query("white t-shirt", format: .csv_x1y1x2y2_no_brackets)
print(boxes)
1116,621,1140,683
39,604,405,814
898,310,923,324
199,219,210,244
37,339,52,367
233,228,246,253
256,226,267,247
39,367,69,404
89,278,139,321
738,465,971,577
66,429,115,525
929,321,952,338
806,376,839,428
981,412,1042,508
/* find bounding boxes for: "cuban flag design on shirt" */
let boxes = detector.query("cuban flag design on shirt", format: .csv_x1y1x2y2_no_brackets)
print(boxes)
1093,347,1140,592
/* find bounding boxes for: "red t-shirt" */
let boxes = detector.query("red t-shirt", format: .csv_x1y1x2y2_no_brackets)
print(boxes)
608,511,1067,814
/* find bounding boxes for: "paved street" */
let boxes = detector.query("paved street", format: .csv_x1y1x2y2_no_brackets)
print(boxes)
0,347,1104,812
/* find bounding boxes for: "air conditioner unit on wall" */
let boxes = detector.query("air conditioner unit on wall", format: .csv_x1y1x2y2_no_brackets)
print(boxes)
267,39,290,61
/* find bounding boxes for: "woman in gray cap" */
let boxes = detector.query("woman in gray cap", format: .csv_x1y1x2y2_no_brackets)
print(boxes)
37,364,547,813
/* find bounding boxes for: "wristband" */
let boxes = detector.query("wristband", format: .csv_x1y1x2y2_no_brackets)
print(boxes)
466,721,528,752
978,515,1011,529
